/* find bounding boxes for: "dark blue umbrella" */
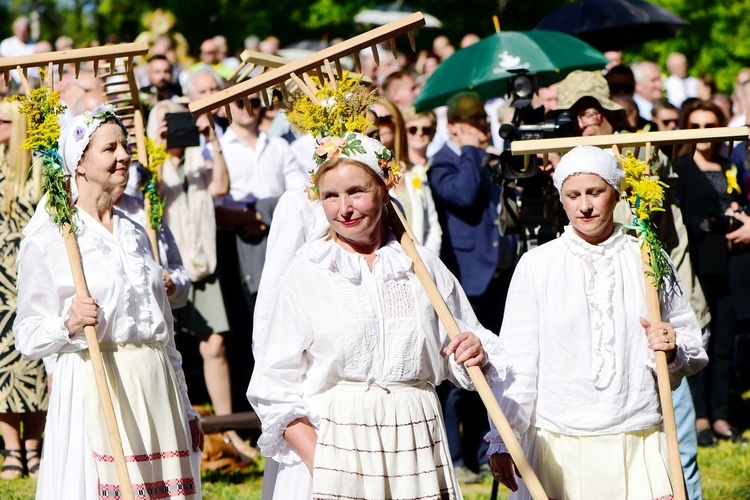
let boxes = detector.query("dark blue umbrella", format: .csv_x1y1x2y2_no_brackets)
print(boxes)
535,0,688,52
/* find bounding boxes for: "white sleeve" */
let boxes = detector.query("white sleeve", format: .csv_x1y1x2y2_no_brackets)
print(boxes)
282,141,309,191
421,183,443,256
652,257,708,388
13,237,88,360
247,275,318,465
159,222,190,310
252,190,313,353
484,255,539,455
423,248,507,390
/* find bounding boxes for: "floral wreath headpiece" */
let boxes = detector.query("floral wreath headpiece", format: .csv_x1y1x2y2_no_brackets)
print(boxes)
285,72,404,200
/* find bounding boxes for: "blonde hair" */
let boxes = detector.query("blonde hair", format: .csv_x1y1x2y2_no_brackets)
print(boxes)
375,97,408,164
401,105,436,127
0,100,38,214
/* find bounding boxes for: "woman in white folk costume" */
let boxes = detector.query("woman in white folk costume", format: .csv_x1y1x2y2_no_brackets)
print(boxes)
489,146,708,499
247,128,508,498
14,105,203,499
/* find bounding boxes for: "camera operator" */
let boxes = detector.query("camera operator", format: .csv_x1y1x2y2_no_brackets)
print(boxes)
428,91,518,483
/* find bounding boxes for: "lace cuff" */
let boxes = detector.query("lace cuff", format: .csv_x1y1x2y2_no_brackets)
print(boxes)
646,343,686,373
484,428,509,457
257,408,321,465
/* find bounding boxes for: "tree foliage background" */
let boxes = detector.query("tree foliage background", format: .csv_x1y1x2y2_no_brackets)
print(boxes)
0,0,747,92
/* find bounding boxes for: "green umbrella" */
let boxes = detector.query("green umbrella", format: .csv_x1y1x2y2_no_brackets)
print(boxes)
413,30,609,112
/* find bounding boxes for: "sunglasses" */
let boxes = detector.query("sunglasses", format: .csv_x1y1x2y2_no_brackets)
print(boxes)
235,98,262,109
407,125,434,136
688,122,718,129
660,118,679,126
378,115,395,127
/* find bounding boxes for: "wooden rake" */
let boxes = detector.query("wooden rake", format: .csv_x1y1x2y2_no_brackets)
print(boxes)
509,127,749,500
228,50,373,104
188,12,422,124
189,12,550,500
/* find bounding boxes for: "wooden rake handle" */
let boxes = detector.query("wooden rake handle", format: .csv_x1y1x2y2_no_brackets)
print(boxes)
62,224,134,500
641,243,687,500
389,201,548,500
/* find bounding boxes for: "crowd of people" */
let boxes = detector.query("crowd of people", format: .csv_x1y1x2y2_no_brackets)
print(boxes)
0,11,747,500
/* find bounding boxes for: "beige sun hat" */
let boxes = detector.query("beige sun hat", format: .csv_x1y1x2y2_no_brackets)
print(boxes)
554,70,624,113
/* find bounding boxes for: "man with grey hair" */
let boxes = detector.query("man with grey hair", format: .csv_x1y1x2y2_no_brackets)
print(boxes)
665,52,698,108
632,60,664,121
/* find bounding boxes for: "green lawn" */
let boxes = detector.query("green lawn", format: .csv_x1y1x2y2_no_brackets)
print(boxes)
2,391,749,499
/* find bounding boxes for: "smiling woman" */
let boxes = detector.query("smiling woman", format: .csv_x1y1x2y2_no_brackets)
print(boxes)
247,131,509,500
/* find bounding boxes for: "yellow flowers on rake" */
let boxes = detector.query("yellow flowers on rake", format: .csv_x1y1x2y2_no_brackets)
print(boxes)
136,137,167,231
286,72,377,138
618,150,671,290
9,69,66,153
9,69,74,232
620,151,668,224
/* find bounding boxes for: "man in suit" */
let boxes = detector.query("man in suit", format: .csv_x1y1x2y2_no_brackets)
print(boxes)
428,91,517,482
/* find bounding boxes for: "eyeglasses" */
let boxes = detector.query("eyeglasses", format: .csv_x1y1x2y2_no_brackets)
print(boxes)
578,109,602,125
234,98,262,109
407,125,434,136
688,122,718,129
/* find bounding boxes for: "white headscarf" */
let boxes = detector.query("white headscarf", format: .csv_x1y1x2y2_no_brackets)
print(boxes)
553,145,624,194
23,104,126,237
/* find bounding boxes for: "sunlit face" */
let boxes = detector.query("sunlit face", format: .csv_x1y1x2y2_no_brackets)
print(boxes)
318,161,388,249
78,122,130,191
189,72,221,102
405,116,435,152
560,173,619,245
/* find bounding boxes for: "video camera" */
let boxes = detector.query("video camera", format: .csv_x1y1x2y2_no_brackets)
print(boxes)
496,70,575,179
492,71,574,244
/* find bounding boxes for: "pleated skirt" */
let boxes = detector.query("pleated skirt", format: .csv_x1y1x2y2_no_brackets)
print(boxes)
82,342,201,499
311,380,460,500
512,426,673,500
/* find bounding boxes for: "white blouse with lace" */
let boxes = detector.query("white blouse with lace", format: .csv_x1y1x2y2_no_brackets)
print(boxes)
14,207,197,421
247,234,508,465
486,224,707,455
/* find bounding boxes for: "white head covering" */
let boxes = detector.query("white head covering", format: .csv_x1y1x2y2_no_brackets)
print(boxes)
314,132,394,178
23,104,126,237
307,132,402,200
58,104,127,202
553,145,624,194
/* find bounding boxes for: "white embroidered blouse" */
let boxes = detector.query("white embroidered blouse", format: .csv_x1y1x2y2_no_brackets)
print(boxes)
486,224,707,454
13,208,198,421
247,235,508,465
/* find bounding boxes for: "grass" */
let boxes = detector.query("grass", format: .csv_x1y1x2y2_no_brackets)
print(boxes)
2,392,749,499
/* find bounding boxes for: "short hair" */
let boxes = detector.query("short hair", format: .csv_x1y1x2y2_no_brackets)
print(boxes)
147,54,170,65
184,68,224,99
401,105,436,126
382,71,413,95
652,98,678,116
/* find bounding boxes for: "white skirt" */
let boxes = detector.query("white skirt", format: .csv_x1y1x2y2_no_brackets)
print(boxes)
512,426,673,500
312,380,460,500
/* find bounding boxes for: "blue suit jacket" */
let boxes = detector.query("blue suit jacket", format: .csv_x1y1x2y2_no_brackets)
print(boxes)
428,143,504,297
